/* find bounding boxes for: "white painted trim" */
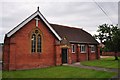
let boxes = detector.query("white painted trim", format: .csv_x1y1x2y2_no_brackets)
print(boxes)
35,17,39,27
69,41,98,44
80,45,86,53
71,44,76,53
7,13,36,37
7,11,62,41
90,45,95,53
81,50,86,53
37,12,62,40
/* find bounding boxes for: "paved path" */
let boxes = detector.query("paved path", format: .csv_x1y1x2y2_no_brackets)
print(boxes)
0,63,2,71
66,62,118,73
65,62,119,79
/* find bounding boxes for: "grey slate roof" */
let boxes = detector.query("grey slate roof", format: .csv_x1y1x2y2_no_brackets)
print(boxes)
50,24,99,44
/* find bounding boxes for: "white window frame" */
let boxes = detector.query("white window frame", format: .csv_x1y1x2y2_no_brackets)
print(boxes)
90,45,95,53
80,45,86,53
71,44,76,53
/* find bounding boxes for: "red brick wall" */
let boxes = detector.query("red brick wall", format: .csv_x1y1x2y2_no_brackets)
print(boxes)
78,45,100,61
68,48,72,64
97,47,100,59
3,18,100,70
79,53,88,61
102,52,120,56
88,46,97,60
3,36,10,70
89,52,96,60
66,44,99,63
3,19,57,70
79,45,88,61
71,53,77,63
55,45,62,65
71,44,78,63
71,44,87,62
0,44,3,61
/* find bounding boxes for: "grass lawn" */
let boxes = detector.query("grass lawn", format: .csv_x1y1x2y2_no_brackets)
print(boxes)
2,66,116,78
81,57,120,69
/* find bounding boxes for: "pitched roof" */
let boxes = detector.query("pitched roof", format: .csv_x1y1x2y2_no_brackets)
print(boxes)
50,24,99,44
6,8,98,44
6,10,62,40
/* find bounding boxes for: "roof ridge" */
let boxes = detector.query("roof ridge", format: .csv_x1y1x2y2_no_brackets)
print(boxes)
51,23,94,37
50,23,99,44
50,23,82,30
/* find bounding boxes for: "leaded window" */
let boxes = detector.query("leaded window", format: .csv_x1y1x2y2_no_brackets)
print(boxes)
37,34,41,52
31,34,36,52
31,29,42,53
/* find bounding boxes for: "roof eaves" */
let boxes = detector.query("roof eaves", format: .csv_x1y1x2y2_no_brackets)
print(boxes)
69,41,99,44
6,10,62,41
6,11,38,37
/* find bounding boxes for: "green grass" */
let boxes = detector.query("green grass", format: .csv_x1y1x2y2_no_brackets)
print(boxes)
81,57,120,69
2,66,116,78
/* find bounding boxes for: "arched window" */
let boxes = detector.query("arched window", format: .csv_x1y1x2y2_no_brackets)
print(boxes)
37,34,41,52
31,34,36,52
31,29,42,53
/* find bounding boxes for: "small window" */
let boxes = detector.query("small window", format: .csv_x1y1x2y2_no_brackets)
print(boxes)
71,44,76,53
91,45,95,53
80,45,86,53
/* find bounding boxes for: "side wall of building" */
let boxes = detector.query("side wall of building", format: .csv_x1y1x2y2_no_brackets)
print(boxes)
3,18,57,70
3,36,10,70
71,44,99,63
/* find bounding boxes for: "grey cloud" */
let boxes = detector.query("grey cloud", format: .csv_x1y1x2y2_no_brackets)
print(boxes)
0,1,118,43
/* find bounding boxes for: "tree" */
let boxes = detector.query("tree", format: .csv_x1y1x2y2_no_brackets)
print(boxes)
94,24,120,60
108,28,120,60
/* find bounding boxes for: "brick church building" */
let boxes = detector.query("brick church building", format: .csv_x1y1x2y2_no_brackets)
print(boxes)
3,7,100,70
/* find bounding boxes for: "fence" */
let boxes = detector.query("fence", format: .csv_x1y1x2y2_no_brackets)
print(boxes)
102,52,120,56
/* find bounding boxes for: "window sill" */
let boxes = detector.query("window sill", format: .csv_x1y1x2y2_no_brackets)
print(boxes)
31,52,41,54
72,52,75,53
91,51,95,53
81,52,86,53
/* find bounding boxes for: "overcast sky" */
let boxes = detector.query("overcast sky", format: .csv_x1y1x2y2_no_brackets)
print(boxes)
0,0,119,43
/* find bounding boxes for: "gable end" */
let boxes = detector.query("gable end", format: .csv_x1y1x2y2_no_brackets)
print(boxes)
6,10,62,41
